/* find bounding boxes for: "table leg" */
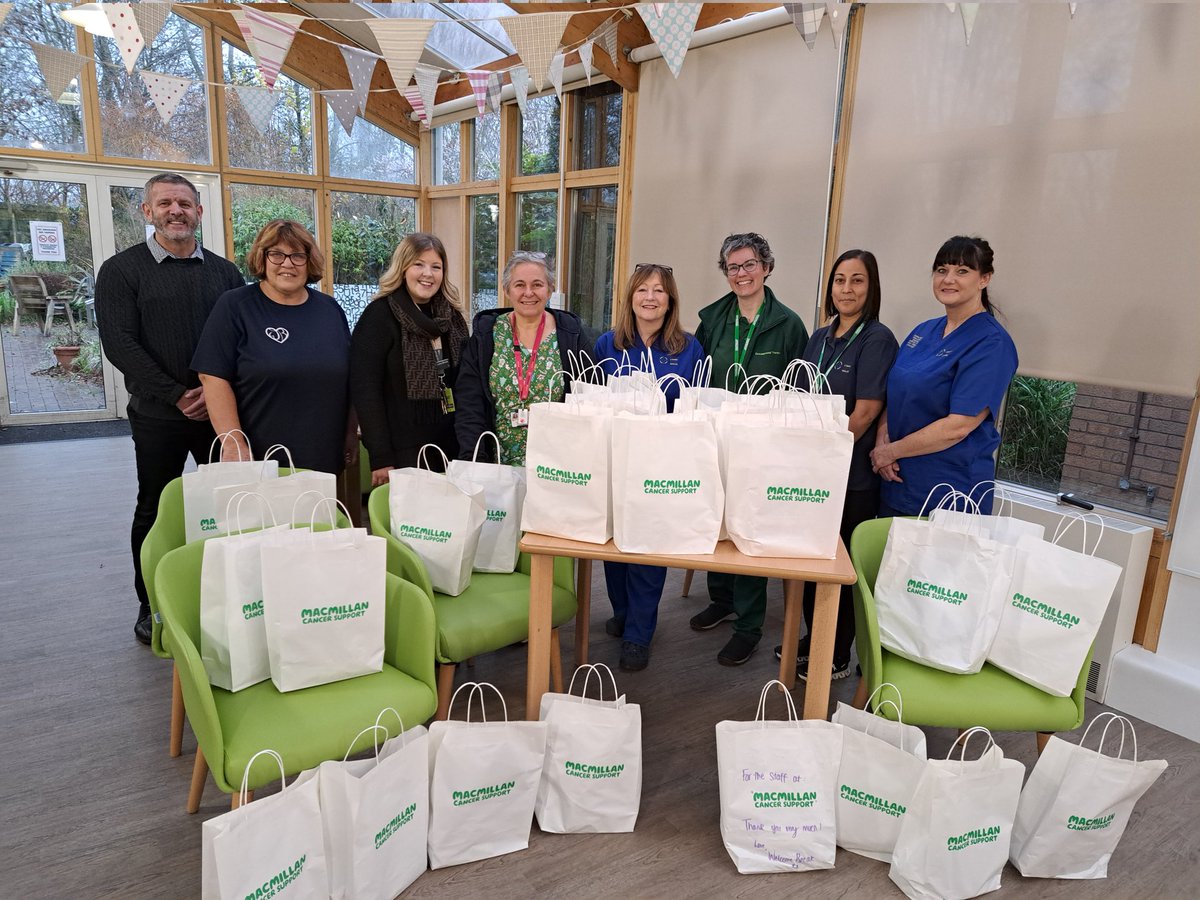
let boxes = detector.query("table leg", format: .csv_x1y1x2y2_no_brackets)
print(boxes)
574,558,591,667
778,579,804,690
803,581,840,720
526,553,554,719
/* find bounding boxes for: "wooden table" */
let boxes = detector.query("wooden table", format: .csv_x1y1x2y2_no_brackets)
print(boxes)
519,533,857,721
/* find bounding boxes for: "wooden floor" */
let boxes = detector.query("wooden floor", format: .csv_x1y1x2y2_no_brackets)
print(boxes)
0,435,1196,899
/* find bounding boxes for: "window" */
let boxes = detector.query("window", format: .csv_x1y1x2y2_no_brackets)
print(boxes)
432,123,461,185
472,113,500,181
228,183,316,279
568,186,617,332
330,191,416,327
998,376,1188,521
0,0,86,153
223,41,314,175
470,193,499,317
519,95,560,176
327,115,415,184
94,13,210,165
573,82,622,170
515,191,557,270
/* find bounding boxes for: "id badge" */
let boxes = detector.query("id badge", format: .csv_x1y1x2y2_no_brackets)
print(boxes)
442,387,456,413
510,407,530,428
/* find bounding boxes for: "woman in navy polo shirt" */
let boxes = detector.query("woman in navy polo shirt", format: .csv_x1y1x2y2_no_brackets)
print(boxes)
870,235,1018,516
773,249,898,680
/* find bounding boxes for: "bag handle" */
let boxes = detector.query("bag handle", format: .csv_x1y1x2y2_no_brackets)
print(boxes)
304,496,352,537
208,429,252,463
722,361,749,393
754,680,799,724
288,488,332,526
1053,511,1105,557
692,355,712,388
1080,711,1137,762
224,490,278,534
863,699,908,753
864,681,905,720
375,706,412,749
947,726,996,771
446,681,510,723
262,443,297,476
568,663,619,703
471,431,503,463
964,480,1012,517
238,748,286,807
341,724,390,763
917,482,961,518
417,443,451,473
565,350,604,385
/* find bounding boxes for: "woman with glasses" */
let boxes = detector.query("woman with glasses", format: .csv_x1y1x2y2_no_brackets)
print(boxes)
690,232,809,667
350,232,468,481
456,250,591,466
593,263,706,671
193,219,355,474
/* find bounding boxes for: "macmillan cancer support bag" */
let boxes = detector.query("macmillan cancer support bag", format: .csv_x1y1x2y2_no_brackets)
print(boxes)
212,444,336,532
183,430,279,542
1010,713,1167,879
446,432,526,574
929,481,1046,545
521,400,613,544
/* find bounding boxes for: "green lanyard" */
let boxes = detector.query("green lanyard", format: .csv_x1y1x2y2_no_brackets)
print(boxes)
815,318,866,389
732,306,762,370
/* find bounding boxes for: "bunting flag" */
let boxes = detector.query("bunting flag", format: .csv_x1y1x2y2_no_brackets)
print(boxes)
103,4,145,74
233,83,278,136
653,3,666,16
826,2,851,50
324,89,359,135
142,70,192,125
945,3,957,12
486,71,503,113
131,2,172,53
0,4,12,33
403,86,429,127
413,64,440,123
960,2,980,45
548,50,565,100
236,6,304,91
636,3,701,78
785,4,825,51
499,11,572,91
510,65,530,114
466,69,490,117
595,19,619,66
578,39,594,84
339,44,378,116
1069,3,1078,16
28,42,90,102
365,18,436,96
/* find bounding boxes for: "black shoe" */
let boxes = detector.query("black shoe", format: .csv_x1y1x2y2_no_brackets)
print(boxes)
798,659,851,682
773,636,811,665
619,641,650,672
134,613,153,646
606,616,625,638
717,634,758,666
690,604,737,631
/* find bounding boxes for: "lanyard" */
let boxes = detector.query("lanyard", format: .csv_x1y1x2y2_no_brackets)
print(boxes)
513,312,548,401
815,318,866,387
732,306,762,370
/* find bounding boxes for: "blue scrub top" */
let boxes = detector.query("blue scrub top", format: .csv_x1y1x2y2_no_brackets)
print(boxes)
880,311,1017,515
593,330,707,412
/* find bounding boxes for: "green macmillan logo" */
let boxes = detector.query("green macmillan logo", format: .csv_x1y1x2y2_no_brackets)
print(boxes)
840,784,906,818
1067,813,1116,832
374,802,418,849
300,602,369,625
452,781,516,807
753,791,817,809
766,486,830,503
565,761,625,780
397,523,453,544
906,579,968,606
486,508,507,522
241,600,263,621
947,826,1001,852
1011,592,1081,629
243,854,305,900
200,517,218,532
535,465,592,487
643,478,701,496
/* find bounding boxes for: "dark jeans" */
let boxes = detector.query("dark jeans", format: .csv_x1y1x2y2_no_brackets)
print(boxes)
706,572,768,641
129,407,215,612
604,561,668,647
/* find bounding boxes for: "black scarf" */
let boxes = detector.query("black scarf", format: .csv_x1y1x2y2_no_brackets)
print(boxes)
386,289,468,401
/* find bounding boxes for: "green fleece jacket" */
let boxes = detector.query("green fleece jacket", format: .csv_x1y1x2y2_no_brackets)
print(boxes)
695,285,809,391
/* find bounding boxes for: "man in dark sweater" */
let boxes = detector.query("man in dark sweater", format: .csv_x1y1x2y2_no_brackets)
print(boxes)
96,173,243,645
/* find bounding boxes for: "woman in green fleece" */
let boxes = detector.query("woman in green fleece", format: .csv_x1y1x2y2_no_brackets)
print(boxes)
690,232,809,666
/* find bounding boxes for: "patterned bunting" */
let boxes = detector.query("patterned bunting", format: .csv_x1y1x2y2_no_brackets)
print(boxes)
365,18,436,96
28,42,90,102
103,4,145,74
637,3,701,78
413,64,440,123
324,89,359,136
548,50,565,101
339,44,378,116
596,20,619,66
233,83,279,136
960,2,980,46
826,3,850,50
499,11,572,91
131,2,172,53
466,69,490,117
403,86,429,127
510,66,530,114
486,71,503,114
785,4,825,51
142,70,191,125
578,39,594,85
236,6,304,91
0,4,12,33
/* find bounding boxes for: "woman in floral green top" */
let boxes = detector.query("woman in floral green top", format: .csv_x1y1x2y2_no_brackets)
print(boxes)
489,311,563,463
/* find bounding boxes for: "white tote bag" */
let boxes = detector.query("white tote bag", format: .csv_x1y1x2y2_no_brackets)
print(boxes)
930,481,1046,545
610,411,724,555
446,432,526,574
1010,713,1167,879
535,664,642,834
260,505,386,692
183,430,279,542
427,683,548,869
890,727,1026,900
202,750,329,900
831,688,928,863
388,445,486,595
522,401,613,544
213,445,337,532
318,713,429,900
988,516,1123,696
716,681,844,873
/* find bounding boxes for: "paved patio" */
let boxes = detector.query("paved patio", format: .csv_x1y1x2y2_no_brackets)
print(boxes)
2,321,105,415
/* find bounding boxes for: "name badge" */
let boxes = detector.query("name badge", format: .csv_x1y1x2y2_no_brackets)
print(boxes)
510,408,530,428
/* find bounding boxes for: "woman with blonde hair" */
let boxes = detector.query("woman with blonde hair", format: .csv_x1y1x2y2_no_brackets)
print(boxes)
351,232,469,481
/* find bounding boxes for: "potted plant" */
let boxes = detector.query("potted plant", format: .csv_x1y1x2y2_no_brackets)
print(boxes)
47,327,84,369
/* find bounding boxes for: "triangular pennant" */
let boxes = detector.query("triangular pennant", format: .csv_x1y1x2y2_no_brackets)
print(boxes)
237,6,304,91
324,89,359,136
365,18,436,97
403,86,429,127
142,70,192,125
233,83,279,136
103,3,145,74
130,2,172,52
466,69,490,117
0,4,12,33
510,66,530,114
486,72,503,114
231,10,261,62
636,3,701,79
578,39,594,85
499,11,572,91
960,2,980,46
945,3,957,12
1069,3,1078,17
784,4,825,51
653,3,666,16
28,42,89,102
339,44,378,116
413,64,440,122
548,51,565,101
826,3,850,50
597,20,619,66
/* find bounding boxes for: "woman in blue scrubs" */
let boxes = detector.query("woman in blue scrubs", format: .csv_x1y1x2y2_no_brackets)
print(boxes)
870,236,1017,516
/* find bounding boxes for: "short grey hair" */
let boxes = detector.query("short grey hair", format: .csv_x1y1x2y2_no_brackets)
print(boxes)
143,173,200,206
717,232,775,275
502,250,556,292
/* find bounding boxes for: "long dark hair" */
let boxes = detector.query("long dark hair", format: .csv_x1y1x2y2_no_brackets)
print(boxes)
932,235,997,315
824,249,881,321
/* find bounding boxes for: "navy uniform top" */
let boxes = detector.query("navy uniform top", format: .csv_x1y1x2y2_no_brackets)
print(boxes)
881,311,1018,515
191,283,351,474
801,317,898,492
593,330,707,412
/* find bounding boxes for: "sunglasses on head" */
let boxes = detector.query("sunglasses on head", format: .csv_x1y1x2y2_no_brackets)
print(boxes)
634,262,673,275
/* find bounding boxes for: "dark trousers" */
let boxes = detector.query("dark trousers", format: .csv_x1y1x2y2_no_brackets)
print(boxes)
801,486,881,666
604,561,668,648
129,408,215,611
706,572,768,641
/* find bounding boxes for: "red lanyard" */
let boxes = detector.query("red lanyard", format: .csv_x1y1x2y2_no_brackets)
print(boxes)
513,313,548,401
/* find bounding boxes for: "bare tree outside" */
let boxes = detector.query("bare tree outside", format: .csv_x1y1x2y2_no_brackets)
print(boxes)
223,41,313,175
0,0,86,153
328,115,416,184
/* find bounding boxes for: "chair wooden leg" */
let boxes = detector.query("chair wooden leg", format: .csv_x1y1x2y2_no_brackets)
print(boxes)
231,789,253,810
435,663,457,721
681,569,694,597
851,676,869,710
1036,731,1053,755
187,748,208,814
169,664,184,758
550,628,564,694
574,558,591,667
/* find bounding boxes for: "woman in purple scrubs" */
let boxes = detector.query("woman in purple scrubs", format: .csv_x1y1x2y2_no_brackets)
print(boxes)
870,236,1018,516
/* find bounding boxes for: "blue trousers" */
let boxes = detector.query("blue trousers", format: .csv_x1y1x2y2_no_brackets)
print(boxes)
603,561,668,648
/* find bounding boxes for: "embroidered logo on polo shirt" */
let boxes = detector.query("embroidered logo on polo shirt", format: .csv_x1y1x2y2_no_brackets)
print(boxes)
906,334,923,349
936,347,953,358
265,327,289,343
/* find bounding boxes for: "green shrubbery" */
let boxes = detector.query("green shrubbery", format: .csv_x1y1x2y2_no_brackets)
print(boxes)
998,376,1077,490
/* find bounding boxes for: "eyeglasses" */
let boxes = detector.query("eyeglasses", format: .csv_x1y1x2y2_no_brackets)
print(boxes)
724,259,762,276
635,263,673,275
266,249,308,266
510,250,547,262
